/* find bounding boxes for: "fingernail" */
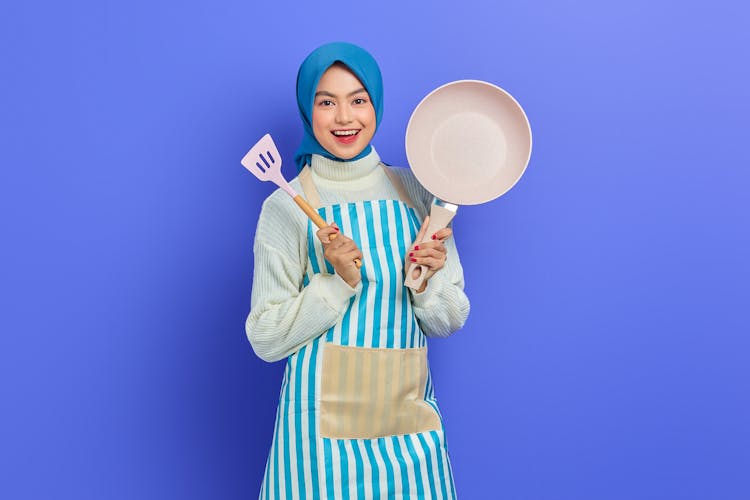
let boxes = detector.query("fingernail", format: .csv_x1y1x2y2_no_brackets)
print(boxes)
431,234,436,240
410,258,416,262
415,245,420,250
334,227,339,231
409,252,414,257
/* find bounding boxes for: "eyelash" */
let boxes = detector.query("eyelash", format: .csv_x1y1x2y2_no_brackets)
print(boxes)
317,97,369,106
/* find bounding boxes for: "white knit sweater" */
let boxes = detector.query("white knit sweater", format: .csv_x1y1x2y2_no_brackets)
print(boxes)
245,148,470,362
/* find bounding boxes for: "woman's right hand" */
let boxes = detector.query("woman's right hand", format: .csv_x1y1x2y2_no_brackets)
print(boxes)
317,223,363,288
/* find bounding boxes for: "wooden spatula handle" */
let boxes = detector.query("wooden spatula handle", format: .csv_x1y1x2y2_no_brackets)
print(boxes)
293,195,327,229
293,195,362,269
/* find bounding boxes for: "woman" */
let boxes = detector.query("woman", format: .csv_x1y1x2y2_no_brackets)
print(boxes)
246,41,470,499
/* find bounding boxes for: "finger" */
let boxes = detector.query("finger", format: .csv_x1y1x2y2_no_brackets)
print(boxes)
413,247,446,261
409,241,446,257
342,249,363,264
317,225,339,244
333,240,357,253
414,216,430,246
410,255,446,270
327,240,350,257
414,240,446,251
329,249,363,269
328,238,360,258
430,227,452,241
326,241,342,254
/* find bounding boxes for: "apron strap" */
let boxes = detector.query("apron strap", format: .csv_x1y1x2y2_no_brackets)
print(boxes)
298,165,321,209
380,163,416,209
298,163,415,209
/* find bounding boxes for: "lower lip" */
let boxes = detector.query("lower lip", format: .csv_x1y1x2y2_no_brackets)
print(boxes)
332,132,359,144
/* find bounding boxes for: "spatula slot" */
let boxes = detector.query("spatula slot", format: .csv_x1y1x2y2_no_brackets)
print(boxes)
262,153,272,169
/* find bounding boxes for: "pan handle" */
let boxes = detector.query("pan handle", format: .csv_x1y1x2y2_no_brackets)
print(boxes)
404,202,458,291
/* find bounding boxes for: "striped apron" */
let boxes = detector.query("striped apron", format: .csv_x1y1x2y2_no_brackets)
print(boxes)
259,165,457,499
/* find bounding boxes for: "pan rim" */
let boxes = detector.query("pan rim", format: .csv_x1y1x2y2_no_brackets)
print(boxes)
405,79,533,205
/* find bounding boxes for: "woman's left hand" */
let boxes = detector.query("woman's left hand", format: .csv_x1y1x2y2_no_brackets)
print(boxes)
406,216,452,292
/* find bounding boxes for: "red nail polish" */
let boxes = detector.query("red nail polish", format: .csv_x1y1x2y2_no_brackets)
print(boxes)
334,227,339,231
409,252,413,257
410,258,416,262
415,245,420,250
431,234,436,240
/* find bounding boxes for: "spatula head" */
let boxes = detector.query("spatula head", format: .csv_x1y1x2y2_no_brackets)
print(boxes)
241,133,282,182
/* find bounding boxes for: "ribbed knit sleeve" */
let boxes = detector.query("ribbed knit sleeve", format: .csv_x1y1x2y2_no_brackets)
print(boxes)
245,191,360,362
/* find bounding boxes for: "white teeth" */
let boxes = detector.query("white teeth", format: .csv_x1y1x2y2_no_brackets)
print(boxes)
333,130,358,136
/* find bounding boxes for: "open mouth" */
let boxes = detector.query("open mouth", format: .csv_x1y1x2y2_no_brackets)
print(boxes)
331,129,360,144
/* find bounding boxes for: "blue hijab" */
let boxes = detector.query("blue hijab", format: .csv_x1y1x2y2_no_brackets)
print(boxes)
294,42,384,171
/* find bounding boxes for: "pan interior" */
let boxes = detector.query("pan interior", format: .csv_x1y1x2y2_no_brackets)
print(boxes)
406,81,531,205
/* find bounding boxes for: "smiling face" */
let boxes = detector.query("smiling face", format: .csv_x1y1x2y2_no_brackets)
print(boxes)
312,63,376,160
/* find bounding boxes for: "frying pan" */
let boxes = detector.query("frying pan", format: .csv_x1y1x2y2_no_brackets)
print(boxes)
404,79,532,290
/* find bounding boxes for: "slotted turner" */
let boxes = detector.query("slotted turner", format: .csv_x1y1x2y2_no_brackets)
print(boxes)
241,133,361,268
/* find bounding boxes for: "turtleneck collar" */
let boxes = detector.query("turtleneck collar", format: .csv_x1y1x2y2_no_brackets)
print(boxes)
310,146,381,183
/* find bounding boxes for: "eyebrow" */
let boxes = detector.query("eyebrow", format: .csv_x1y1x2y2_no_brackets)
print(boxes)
314,87,368,98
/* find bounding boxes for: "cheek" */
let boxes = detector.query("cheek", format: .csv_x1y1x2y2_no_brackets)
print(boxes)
311,109,328,142
362,105,376,126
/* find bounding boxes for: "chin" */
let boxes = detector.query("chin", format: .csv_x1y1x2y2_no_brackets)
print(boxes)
326,144,366,160
335,150,363,160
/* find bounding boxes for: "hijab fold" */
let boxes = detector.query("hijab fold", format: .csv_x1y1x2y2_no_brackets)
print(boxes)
294,42,383,171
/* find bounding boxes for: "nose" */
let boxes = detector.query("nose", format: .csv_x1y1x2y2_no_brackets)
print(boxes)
335,104,353,124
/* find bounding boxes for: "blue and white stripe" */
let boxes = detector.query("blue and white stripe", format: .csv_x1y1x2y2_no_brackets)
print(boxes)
307,200,425,350
259,200,456,499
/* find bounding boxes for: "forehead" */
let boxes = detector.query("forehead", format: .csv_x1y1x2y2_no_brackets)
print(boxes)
316,64,367,94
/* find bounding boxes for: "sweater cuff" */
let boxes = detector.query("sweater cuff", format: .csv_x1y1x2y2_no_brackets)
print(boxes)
409,270,448,308
315,273,361,311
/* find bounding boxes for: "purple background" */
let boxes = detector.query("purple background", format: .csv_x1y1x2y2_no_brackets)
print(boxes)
2,0,749,498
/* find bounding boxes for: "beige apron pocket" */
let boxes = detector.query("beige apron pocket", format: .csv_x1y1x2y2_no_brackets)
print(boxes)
320,343,441,439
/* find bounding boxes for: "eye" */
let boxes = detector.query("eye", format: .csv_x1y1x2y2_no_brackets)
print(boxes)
318,99,334,107
353,97,368,105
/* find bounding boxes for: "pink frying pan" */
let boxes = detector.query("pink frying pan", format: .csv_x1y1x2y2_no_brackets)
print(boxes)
404,80,533,290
